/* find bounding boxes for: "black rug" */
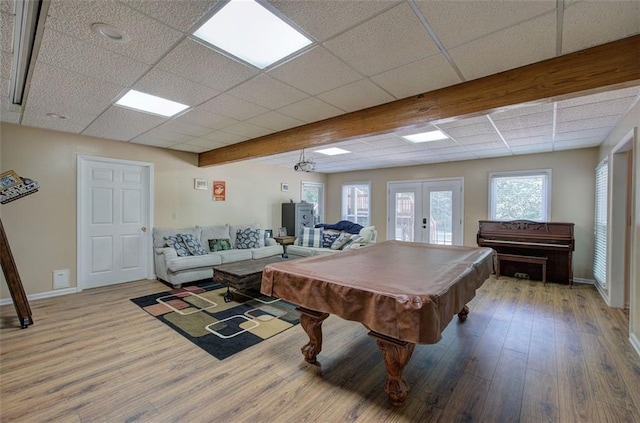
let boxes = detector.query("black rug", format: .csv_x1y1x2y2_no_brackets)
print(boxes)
130,282,300,360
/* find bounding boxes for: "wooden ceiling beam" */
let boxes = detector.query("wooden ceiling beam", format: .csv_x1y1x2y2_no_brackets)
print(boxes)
199,35,640,167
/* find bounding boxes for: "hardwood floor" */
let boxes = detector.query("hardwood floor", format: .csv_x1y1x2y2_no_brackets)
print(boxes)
1,276,639,422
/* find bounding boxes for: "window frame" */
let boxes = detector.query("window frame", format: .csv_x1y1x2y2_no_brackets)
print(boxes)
300,181,324,225
488,169,552,221
341,181,371,226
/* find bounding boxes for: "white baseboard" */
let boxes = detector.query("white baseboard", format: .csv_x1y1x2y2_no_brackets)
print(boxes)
573,277,595,285
631,333,640,358
0,287,78,306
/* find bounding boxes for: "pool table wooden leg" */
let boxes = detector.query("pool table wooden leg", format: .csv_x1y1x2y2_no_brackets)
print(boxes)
368,332,416,407
296,307,329,365
458,305,470,321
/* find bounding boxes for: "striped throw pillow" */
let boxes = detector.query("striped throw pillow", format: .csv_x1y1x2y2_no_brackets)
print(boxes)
301,227,323,248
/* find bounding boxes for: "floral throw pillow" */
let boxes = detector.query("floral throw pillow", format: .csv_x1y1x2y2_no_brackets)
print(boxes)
164,235,191,257
235,228,261,249
179,233,208,256
208,238,232,252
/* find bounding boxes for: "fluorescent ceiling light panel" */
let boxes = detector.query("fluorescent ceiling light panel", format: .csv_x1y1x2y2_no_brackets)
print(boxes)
315,147,350,156
193,0,312,69
115,90,189,117
403,130,449,143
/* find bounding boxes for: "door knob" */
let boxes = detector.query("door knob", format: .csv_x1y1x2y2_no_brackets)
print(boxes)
141,226,147,232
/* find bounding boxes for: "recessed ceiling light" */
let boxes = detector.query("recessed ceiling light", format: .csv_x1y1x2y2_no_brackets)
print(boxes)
46,112,67,119
315,147,351,156
403,130,449,143
115,90,189,117
91,23,130,43
193,0,312,69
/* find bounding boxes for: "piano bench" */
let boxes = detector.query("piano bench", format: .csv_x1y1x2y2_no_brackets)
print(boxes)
496,253,548,284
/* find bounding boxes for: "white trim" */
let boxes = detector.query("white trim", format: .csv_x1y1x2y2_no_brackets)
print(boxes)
76,155,154,292
0,287,78,305
630,333,640,358
573,277,595,285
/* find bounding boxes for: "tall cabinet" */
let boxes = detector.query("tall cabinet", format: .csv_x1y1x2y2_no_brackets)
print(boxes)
282,203,315,238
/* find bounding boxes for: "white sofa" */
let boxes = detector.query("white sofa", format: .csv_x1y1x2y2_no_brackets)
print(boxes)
286,226,377,257
153,224,283,288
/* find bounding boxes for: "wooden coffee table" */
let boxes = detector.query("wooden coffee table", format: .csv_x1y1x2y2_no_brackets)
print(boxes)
213,255,295,302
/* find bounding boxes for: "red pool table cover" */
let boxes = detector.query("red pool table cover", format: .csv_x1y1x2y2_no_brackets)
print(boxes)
261,240,494,344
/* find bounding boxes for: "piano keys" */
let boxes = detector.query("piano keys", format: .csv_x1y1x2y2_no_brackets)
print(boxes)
477,220,575,284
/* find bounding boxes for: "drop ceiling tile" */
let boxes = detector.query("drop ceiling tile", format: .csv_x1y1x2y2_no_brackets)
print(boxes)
426,145,468,154
474,148,513,158
156,38,257,91
21,62,124,132
554,138,602,150
184,137,228,149
0,10,13,54
246,111,305,132
170,143,208,153
453,134,504,145
449,13,555,81
226,74,308,109
122,0,217,32
270,0,399,42
132,127,193,144
554,127,612,142
440,152,477,161
562,1,640,54
130,135,177,149
324,2,439,76
200,93,269,121
46,0,183,65
419,139,460,150
501,125,553,141
200,130,248,145
363,136,416,149
441,121,496,138
507,136,552,146
556,115,622,134
133,68,220,107
178,108,238,130
278,97,343,123
220,122,272,138
510,144,553,154
489,102,554,120
156,120,212,137
269,46,362,95
557,98,637,121
328,141,377,154
317,79,394,113
465,141,509,151
83,106,166,141
414,0,555,49
37,28,150,86
0,50,11,81
436,115,491,130
371,53,462,99
492,111,554,131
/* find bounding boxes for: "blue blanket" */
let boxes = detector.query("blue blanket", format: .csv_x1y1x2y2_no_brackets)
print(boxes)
315,220,363,234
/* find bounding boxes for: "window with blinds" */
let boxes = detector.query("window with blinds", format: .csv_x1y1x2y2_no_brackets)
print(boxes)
593,159,608,287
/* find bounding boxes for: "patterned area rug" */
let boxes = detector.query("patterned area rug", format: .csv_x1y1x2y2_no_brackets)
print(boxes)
130,282,300,360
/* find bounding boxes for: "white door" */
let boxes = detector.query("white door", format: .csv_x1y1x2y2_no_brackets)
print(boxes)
388,179,463,245
78,156,152,290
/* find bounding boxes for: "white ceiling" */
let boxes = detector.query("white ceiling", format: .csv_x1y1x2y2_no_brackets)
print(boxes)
1,0,639,173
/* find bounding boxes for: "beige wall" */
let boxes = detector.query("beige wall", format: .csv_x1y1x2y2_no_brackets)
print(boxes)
326,148,599,280
0,123,325,298
597,101,640,349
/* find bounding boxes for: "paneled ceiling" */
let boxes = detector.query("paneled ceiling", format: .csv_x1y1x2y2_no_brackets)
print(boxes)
1,0,639,173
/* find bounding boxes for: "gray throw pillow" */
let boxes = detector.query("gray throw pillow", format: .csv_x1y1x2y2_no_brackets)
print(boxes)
179,233,208,255
164,235,191,257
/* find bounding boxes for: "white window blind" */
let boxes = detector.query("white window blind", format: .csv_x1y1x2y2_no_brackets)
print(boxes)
593,159,608,286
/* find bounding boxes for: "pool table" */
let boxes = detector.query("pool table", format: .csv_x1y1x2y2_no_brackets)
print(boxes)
261,240,494,406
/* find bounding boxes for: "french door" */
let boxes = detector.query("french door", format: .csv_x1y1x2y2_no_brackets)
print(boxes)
387,179,463,245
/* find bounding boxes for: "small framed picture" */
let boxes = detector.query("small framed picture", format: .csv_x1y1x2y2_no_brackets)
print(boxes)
278,227,287,237
194,178,208,190
0,170,22,191
281,183,289,192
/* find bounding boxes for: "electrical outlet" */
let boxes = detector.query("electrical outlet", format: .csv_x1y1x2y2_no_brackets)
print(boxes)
53,269,70,289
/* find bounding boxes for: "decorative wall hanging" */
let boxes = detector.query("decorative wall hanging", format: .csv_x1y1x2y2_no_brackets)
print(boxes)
213,181,226,201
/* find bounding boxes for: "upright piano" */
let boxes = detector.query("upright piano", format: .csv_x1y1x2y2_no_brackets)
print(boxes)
477,220,575,284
